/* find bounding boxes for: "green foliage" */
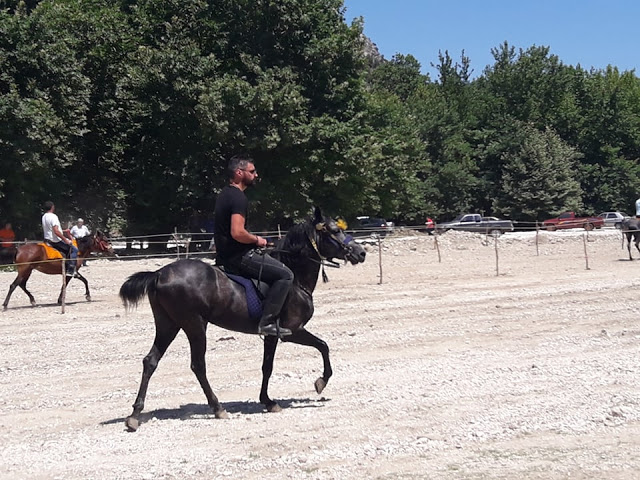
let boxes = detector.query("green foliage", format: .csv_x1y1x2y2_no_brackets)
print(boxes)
493,124,583,220
1,5,640,237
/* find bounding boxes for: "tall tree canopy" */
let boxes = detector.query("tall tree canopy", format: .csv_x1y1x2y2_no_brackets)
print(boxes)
1,2,639,239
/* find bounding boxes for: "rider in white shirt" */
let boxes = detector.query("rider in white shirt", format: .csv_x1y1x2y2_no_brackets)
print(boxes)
635,197,640,218
42,201,78,276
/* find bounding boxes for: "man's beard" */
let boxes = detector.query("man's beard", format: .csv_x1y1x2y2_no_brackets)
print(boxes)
244,177,259,188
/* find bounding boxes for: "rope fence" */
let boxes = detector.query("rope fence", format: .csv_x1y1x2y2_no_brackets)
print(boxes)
0,222,633,316
0,222,630,274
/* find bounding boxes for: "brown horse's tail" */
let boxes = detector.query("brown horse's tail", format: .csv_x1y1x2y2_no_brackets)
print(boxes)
119,271,158,311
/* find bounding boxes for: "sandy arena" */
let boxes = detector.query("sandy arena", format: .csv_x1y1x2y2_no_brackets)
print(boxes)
1,229,639,479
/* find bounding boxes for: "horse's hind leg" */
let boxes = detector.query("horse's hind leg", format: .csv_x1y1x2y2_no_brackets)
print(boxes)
126,312,180,432
183,320,228,419
3,269,35,309
282,328,333,395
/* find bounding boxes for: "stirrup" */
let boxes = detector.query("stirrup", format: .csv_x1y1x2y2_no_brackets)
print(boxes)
258,322,292,337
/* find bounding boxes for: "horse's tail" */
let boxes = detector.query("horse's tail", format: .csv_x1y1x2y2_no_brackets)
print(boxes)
119,271,158,311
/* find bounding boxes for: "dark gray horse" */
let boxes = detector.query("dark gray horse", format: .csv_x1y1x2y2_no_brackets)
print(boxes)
620,218,640,260
119,207,366,431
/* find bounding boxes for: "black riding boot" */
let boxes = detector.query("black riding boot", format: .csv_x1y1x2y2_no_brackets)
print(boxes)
258,297,292,337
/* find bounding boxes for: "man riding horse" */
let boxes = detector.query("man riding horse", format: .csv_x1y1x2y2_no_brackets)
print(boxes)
41,201,78,276
213,155,293,337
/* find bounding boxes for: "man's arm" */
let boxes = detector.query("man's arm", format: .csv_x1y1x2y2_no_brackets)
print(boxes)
230,213,267,247
53,225,72,245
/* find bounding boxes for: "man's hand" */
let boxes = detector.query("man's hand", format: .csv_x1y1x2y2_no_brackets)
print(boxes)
255,235,268,248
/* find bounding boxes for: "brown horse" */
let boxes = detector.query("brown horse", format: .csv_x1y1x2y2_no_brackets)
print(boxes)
2,231,113,309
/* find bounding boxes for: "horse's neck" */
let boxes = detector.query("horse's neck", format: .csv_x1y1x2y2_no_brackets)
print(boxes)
277,246,320,293
290,260,321,294
77,238,95,257
280,227,322,293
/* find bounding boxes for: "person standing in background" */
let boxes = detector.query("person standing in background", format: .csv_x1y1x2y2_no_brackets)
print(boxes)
0,222,15,248
70,218,90,239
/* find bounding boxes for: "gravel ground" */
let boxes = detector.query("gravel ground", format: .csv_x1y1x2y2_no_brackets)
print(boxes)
1,228,640,479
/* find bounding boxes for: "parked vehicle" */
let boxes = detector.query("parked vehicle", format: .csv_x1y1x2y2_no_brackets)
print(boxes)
351,216,393,238
542,212,604,231
597,211,630,229
435,214,514,235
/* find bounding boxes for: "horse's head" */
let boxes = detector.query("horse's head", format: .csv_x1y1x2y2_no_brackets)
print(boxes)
311,207,366,265
80,230,114,256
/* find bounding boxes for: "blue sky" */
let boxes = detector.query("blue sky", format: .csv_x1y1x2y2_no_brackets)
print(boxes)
342,0,639,79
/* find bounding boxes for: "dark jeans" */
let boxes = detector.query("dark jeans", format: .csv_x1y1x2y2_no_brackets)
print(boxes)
231,249,294,322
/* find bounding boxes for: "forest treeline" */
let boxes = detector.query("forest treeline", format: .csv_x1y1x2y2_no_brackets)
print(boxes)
1,0,639,238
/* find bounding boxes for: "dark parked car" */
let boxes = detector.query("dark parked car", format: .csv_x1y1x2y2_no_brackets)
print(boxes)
435,214,514,235
351,216,393,238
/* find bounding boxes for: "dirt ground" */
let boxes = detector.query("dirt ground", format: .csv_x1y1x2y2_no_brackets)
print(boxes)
1,228,640,479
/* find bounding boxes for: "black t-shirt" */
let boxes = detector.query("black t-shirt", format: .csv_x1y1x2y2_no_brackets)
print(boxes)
214,185,252,266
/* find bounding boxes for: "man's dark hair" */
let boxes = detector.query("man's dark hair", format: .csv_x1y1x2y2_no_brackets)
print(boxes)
43,200,54,212
227,155,254,179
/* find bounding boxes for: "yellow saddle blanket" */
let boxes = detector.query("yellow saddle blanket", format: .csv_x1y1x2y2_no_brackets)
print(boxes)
40,240,78,260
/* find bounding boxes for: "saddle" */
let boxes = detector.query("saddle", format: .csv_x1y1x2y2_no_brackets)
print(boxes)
40,239,78,260
222,270,269,321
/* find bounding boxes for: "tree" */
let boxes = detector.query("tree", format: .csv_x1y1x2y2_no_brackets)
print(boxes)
494,124,583,220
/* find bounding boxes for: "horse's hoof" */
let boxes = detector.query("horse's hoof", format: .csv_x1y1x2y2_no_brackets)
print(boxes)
125,416,139,432
215,409,229,419
266,403,282,413
86,296,92,302
314,377,327,394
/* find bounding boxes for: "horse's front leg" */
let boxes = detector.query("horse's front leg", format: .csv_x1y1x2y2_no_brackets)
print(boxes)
259,335,281,412
281,328,332,395
57,276,74,305
74,272,91,301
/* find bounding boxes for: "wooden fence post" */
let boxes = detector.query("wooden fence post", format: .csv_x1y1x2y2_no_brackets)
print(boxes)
60,258,66,314
583,234,590,270
434,226,441,263
378,236,383,285
494,235,499,276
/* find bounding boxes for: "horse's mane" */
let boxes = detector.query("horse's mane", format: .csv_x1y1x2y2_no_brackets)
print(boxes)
273,219,315,267
76,235,93,252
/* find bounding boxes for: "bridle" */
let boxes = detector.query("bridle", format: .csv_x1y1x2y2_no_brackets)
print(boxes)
93,234,112,253
307,221,356,281
309,221,354,260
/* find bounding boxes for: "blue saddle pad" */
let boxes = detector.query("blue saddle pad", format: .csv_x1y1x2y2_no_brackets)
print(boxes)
225,273,263,320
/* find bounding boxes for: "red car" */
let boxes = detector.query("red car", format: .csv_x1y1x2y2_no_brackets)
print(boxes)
542,212,604,231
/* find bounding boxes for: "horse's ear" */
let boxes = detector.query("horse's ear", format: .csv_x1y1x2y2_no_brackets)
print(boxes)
313,206,322,223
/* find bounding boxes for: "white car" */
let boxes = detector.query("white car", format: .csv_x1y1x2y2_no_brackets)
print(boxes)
597,211,630,229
